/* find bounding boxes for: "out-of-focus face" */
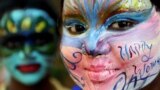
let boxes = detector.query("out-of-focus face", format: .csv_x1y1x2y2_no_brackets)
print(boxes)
0,9,56,85
61,0,160,90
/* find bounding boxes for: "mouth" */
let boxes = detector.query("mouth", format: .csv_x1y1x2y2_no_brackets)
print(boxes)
16,63,41,73
84,67,120,83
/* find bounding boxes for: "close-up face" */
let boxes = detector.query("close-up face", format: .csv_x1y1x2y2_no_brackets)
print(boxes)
0,9,56,85
61,0,160,90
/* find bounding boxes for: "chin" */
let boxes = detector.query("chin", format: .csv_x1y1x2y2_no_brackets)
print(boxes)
18,75,43,85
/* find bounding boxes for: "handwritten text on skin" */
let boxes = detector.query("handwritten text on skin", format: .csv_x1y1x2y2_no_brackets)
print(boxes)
118,41,152,61
114,41,160,90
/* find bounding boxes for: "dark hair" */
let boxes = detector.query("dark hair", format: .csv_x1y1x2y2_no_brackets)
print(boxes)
0,0,63,20
150,0,160,10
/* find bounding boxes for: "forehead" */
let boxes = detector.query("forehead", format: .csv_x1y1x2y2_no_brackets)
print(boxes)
63,0,152,14
0,9,55,36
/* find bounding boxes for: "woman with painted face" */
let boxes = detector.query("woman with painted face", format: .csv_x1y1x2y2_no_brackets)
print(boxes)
0,0,69,90
61,0,160,90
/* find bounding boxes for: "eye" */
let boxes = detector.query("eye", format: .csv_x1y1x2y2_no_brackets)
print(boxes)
30,32,54,46
2,35,25,49
108,20,138,31
65,23,87,35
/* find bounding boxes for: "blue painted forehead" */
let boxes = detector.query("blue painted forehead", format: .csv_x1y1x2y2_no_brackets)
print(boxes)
0,8,55,36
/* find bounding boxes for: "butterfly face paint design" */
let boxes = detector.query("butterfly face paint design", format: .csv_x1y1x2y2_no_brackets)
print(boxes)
0,9,57,85
61,0,160,90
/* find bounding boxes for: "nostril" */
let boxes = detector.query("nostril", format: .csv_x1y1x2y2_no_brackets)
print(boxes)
89,50,95,55
97,53,103,56
82,44,111,56
85,49,103,56
82,40,111,56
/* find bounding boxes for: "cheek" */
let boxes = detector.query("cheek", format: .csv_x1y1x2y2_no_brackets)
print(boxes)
60,46,85,87
4,55,19,66
108,41,160,87
111,41,156,62
61,46,83,70
61,35,84,49
3,59,17,75
32,53,49,67
111,39,160,72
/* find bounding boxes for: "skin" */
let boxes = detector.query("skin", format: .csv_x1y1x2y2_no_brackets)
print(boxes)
0,9,56,89
61,0,160,90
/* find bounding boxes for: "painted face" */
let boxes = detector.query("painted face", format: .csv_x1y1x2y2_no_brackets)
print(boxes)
0,9,56,85
61,0,160,90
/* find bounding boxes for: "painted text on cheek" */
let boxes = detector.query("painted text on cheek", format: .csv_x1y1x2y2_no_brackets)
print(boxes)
113,57,160,90
113,41,160,90
118,41,152,61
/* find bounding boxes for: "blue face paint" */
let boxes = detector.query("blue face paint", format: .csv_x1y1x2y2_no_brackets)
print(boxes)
0,9,56,85
62,8,152,49
104,9,152,30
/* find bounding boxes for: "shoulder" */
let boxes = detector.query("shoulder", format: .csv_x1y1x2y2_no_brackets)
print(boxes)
50,78,71,90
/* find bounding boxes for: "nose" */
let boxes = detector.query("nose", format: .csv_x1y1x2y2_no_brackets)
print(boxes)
83,41,111,56
82,32,111,56
24,44,31,55
23,44,35,60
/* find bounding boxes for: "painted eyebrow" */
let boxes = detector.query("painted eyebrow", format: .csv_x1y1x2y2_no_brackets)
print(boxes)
98,0,123,24
63,1,120,23
63,0,83,19
63,0,152,23
98,1,152,24
63,13,85,22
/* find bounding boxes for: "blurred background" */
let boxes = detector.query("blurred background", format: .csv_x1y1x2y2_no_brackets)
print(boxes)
0,0,75,89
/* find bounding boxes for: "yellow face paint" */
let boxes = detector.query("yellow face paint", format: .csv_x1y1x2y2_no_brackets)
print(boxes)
35,21,46,33
7,20,17,33
21,17,32,30
119,0,152,11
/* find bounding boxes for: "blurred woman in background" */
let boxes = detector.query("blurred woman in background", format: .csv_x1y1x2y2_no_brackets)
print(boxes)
0,0,69,90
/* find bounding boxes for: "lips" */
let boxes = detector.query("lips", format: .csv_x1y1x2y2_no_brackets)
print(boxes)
16,63,41,73
84,65,120,83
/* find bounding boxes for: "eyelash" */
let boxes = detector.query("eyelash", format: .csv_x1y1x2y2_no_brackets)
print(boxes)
104,11,151,31
107,19,138,31
64,13,146,36
64,21,87,35
64,19,138,36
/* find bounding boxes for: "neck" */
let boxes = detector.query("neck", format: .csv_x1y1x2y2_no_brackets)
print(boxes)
8,75,55,90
